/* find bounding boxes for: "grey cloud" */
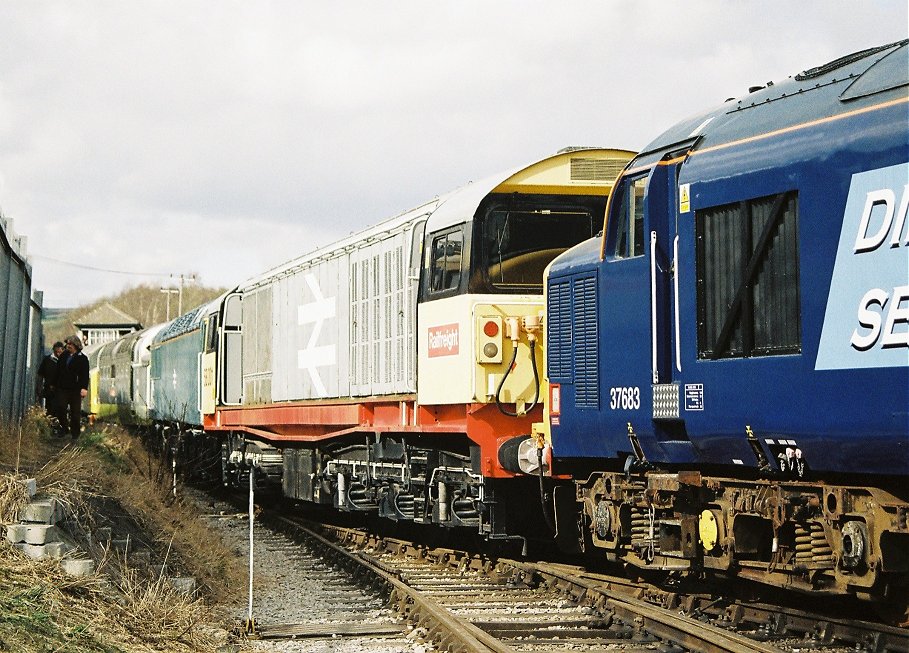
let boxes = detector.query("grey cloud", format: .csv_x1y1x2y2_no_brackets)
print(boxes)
0,1,905,306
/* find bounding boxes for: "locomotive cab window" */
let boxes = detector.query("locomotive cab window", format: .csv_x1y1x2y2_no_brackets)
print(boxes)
471,194,601,294
428,227,464,296
612,176,647,259
696,191,801,359
204,314,218,353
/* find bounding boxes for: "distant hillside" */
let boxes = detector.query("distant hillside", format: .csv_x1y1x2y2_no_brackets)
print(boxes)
43,283,228,346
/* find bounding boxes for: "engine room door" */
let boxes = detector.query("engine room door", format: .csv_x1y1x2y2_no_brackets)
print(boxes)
220,293,243,405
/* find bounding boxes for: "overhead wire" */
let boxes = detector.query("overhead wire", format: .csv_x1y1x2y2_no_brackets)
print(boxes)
31,253,169,277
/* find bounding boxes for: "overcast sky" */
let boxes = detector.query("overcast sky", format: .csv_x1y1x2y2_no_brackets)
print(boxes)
1,1,906,308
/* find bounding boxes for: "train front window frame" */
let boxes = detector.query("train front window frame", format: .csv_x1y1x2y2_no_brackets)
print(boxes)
470,195,600,295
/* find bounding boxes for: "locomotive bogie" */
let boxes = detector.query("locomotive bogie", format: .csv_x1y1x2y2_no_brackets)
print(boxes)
576,468,909,596
278,434,490,530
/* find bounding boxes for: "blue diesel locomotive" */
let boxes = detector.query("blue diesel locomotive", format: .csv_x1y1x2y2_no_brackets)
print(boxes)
546,41,908,604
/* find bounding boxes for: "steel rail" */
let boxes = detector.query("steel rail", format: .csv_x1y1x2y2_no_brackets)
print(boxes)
270,515,513,653
318,527,781,653
317,523,785,653
273,518,908,653
516,561,784,653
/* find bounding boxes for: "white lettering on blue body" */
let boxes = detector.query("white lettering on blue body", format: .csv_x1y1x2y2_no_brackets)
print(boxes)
816,164,909,370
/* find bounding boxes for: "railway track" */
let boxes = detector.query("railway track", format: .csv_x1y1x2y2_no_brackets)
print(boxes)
196,482,907,652
193,482,909,652
263,514,908,653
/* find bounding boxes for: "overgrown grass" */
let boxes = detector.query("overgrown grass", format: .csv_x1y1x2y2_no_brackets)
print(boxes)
95,426,246,601
0,543,223,652
0,409,247,652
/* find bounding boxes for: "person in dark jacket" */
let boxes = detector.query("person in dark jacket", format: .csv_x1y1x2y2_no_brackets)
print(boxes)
56,336,89,439
37,341,64,412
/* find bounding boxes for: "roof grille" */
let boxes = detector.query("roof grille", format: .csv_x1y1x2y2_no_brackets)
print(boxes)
570,157,625,183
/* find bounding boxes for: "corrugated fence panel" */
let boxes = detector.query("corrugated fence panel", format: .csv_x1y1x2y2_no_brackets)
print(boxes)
0,216,35,423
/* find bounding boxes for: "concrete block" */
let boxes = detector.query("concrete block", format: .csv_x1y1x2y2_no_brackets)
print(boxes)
19,499,61,524
14,543,39,559
110,538,130,553
129,549,151,568
167,577,197,595
60,558,95,577
19,478,37,497
14,541,66,560
6,524,27,544
24,524,59,545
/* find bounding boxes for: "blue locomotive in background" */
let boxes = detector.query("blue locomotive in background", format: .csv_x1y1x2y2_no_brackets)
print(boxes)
546,40,908,607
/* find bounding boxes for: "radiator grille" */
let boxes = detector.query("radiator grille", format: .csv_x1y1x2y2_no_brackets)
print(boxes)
652,383,680,419
573,276,599,409
546,281,572,380
547,273,599,409
570,157,626,183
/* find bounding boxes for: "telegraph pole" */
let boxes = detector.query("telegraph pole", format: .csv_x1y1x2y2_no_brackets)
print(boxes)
174,273,197,316
161,274,195,320
160,286,179,320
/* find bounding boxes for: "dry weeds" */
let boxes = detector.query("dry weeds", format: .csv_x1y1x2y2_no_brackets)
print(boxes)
0,410,247,652
0,540,225,652
98,427,246,601
0,473,30,525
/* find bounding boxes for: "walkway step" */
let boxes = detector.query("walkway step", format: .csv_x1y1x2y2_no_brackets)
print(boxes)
14,541,67,560
19,499,63,524
60,558,95,576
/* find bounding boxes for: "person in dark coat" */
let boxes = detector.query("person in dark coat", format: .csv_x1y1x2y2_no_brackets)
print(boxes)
56,336,90,439
37,341,64,412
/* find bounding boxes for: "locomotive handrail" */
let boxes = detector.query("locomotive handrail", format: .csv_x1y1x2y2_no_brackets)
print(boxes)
650,230,658,384
674,234,681,372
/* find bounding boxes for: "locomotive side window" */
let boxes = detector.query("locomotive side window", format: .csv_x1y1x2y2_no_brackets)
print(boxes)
614,177,647,259
204,313,218,353
428,227,464,295
696,191,801,359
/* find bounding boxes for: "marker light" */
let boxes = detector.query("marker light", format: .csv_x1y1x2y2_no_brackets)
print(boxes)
478,315,503,364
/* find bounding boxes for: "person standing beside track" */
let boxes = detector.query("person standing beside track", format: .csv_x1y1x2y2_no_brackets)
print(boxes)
56,336,89,439
37,341,64,413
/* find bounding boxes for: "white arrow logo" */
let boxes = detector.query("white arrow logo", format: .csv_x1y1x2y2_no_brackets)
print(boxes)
297,274,336,396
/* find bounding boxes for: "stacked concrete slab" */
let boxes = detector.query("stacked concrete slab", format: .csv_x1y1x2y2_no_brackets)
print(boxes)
5,478,95,576
5,477,197,593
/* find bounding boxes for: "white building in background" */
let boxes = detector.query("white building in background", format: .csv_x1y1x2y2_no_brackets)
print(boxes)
73,303,142,346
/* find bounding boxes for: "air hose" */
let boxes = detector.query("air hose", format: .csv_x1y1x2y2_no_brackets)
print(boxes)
495,340,540,416
537,444,556,535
